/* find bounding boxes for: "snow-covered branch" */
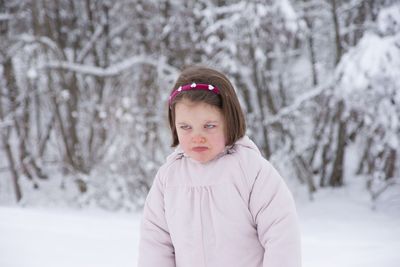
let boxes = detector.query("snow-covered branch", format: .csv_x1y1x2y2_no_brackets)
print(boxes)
41,56,179,77
264,79,334,126
206,2,246,16
12,34,64,58
76,26,105,63
0,13,13,21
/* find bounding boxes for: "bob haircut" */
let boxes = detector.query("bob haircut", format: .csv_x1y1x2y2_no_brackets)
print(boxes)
168,66,246,147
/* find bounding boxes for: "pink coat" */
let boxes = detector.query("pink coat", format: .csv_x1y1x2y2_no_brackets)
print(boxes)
138,136,301,267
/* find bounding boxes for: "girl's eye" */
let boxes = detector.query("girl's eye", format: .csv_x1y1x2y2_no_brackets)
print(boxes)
205,124,216,129
180,125,191,130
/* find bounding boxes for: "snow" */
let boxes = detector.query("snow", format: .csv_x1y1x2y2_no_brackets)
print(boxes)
376,4,400,35
1,2,400,267
0,207,140,267
1,185,399,267
336,32,400,94
298,187,400,267
26,68,38,80
274,0,298,32
336,4,400,97
263,77,334,126
0,13,13,21
41,56,179,78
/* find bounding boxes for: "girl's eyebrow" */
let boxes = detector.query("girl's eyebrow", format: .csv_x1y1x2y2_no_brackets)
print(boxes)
176,120,221,125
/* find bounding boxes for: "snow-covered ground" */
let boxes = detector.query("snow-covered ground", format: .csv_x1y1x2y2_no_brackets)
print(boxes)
297,185,400,267
0,182,399,267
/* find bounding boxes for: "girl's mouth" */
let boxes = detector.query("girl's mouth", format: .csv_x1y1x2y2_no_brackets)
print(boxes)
192,146,208,152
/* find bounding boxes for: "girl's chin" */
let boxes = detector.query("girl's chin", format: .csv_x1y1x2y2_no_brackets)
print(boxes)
188,153,218,164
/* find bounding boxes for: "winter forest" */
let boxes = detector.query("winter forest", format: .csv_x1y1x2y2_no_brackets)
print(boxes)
1,0,400,266
0,0,399,209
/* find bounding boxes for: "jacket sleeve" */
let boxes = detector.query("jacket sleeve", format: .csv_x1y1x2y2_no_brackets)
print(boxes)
249,162,302,267
138,170,176,267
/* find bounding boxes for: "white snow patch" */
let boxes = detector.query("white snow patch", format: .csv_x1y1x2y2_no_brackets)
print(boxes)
1,184,399,267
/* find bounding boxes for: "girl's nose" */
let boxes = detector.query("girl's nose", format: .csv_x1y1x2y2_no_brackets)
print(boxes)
192,135,206,144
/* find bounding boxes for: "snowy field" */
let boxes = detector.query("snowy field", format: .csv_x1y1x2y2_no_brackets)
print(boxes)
0,183,399,267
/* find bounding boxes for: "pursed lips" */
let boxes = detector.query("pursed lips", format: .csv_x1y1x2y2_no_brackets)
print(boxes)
192,146,209,152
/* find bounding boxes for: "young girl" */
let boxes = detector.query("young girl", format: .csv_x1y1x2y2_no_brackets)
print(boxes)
138,66,301,267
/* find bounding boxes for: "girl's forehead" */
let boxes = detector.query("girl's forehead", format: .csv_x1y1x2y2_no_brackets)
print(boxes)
175,101,224,120
175,99,216,110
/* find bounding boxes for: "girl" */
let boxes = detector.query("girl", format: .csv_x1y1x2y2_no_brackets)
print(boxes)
138,66,301,267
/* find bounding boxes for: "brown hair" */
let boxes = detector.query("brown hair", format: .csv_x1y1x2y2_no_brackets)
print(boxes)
168,65,246,147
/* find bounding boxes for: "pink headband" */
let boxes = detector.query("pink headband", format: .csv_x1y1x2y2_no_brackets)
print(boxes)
169,82,220,106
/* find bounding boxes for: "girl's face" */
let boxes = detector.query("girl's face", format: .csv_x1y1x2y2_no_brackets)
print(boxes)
175,99,226,163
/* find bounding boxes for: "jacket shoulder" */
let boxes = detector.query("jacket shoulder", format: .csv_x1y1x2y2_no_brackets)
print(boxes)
153,151,183,186
230,140,273,187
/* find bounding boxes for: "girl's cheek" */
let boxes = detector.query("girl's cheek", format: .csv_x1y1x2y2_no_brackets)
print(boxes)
179,130,190,136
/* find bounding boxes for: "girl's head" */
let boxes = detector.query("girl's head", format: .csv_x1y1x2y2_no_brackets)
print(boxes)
168,66,246,162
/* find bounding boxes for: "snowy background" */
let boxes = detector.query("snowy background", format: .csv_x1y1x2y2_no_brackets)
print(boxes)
1,180,399,267
1,0,400,266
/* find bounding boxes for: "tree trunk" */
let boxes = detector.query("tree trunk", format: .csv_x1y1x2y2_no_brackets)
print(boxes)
384,148,396,180
0,92,22,202
329,100,347,187
2,137,22,202
249,38,271,158
0,58,21,202
330,0,343,65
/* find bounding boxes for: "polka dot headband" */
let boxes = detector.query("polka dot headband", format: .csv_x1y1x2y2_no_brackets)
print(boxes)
168,83,220,107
